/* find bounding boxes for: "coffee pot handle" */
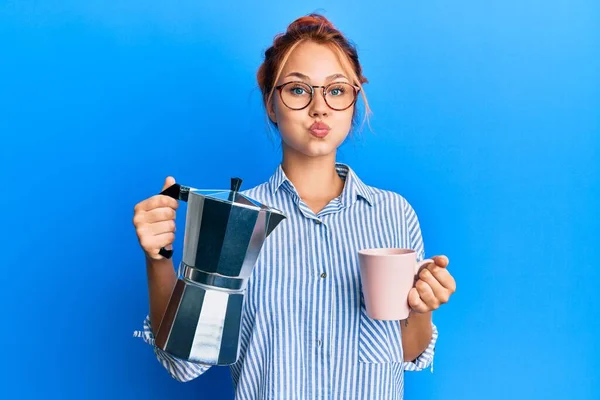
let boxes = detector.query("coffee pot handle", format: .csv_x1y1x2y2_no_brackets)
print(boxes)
156,178,241,259
158,183,187,259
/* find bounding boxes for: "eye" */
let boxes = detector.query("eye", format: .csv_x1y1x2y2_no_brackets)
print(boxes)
287,84,310,96
328,85,346,96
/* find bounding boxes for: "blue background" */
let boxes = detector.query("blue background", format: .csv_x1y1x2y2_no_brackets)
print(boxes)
1,1,598,399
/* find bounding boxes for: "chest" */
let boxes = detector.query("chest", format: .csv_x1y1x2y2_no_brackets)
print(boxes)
244,209,406,312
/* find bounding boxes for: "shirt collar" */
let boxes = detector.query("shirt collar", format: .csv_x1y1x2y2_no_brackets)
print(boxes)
268,162,374,207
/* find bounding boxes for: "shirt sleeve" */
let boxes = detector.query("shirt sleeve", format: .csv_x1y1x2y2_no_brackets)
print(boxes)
403,322,438,372
133,314,211,382
402,197,438,373
403,197,426,263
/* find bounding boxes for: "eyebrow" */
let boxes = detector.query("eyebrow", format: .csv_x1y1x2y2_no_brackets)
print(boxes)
284,72,348,82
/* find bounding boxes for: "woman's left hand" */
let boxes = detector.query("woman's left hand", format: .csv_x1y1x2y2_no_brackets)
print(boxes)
408,255,456,313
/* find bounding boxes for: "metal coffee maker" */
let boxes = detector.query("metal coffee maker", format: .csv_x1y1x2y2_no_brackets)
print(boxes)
154,177,286,365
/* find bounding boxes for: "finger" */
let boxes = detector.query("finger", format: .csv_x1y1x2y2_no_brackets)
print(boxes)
148,220,176,235
137,220,175,238
143,232,176,256
407,288,429,313
144,207,176,224
431,255,449,268
428,266,457,293
154,232,175,250
419,268,451,304
162,176,176,191
140,194,179,212
415,279,440,309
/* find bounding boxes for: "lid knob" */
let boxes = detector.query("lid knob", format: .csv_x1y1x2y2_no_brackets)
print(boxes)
231,177,243,193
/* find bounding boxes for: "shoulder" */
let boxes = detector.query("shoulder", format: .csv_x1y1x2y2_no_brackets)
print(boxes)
366,184,415,214
346,163,417,217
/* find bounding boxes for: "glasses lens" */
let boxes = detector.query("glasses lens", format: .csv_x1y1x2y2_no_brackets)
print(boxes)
325,83,357,110
280,82,312,109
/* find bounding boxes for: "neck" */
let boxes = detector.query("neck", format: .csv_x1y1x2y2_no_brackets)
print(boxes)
281,146,344,203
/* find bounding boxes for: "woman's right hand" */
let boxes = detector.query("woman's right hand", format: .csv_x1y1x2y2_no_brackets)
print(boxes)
133,176,179,260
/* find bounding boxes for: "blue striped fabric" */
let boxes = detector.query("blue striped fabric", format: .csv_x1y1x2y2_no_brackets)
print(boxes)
134,162,437,399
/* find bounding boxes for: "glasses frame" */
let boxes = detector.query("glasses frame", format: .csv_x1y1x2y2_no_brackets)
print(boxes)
274,81,361,111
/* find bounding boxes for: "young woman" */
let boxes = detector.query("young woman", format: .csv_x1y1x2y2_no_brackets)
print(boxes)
133,13,456,400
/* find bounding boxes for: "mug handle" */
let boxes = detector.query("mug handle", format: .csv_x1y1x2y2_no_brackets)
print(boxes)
158,183,188,259
414,258,435,277
407,258,436,316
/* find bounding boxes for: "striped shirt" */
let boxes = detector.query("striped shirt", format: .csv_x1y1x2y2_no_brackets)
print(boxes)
134,162,437,399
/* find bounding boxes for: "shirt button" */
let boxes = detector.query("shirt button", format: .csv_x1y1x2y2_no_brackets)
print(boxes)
320,272,327,278
317,340,322,347
315,219,322,224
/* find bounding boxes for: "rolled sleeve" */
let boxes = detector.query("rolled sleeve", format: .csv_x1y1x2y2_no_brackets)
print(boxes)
401,198,438,373
133,315,211,382
403,322,438,373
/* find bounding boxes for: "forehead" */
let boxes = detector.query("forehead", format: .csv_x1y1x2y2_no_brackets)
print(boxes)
280,41,349,81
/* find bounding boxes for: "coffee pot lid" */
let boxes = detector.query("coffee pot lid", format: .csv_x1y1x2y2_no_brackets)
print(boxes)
163,177,273,212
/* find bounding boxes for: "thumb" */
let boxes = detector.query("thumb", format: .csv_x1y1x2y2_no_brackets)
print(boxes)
161,176,176,191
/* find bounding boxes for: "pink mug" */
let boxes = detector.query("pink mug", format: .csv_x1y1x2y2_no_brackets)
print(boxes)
358,248,434,320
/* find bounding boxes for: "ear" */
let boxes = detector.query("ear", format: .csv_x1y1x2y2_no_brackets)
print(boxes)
267,99,277,124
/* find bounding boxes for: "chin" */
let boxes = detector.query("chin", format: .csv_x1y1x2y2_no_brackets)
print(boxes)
283,141,330,157
302,147,337,158
289,137,344,158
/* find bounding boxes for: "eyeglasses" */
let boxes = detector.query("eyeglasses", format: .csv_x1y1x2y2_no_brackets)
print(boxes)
274,81,360,111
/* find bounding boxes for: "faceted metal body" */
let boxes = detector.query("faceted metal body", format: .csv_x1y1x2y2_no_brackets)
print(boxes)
153,181,286,365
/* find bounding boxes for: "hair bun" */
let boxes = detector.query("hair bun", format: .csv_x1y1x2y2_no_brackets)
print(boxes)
287,13,335,33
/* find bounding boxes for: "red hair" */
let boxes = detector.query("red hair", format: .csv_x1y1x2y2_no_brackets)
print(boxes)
257,13,370,124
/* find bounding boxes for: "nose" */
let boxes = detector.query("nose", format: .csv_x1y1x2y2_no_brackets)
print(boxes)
308,88,329,117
